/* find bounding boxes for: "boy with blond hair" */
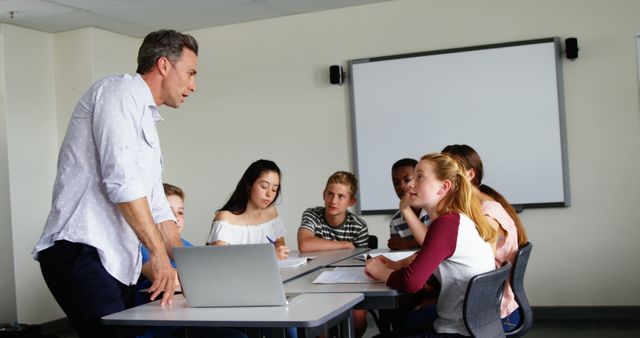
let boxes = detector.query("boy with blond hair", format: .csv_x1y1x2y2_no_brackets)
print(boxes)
298,171,369,251
297,171,369,338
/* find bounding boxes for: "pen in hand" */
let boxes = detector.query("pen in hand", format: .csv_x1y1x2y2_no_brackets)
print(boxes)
266,235,277,246
267,235,289,260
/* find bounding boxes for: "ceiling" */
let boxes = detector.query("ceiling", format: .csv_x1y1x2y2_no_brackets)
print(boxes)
0,0,391,38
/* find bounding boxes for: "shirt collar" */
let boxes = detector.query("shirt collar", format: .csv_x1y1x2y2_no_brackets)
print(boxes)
133,73,164,123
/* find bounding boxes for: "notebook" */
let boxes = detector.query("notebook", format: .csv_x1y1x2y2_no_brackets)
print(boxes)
277,256,309,268
354,250,417,261
173,243,288,307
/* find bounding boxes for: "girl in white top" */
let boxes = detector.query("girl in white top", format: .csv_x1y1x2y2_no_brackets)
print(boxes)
207,159,290,260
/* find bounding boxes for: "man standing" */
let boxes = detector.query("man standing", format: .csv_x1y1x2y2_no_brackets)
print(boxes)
32,29,198,338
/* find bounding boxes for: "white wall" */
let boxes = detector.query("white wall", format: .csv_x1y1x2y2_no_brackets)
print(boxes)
53,29,93,142
1,24,61,323
0,24,18,324
53,28,139,146
169,0,640,306
2,0,640,325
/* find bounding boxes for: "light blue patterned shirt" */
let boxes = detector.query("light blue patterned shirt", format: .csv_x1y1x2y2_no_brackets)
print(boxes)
32,73,175,285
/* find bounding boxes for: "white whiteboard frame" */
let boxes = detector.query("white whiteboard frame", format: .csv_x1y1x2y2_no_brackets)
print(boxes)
636,33,640,99
348,38,570,214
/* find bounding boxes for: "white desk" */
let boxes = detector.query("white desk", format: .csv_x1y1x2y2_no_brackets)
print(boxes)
280,248,370,282
103,293,364,338
330,249,417,267
283,267,400,310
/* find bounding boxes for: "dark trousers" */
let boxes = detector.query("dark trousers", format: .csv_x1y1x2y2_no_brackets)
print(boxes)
39,240,136,338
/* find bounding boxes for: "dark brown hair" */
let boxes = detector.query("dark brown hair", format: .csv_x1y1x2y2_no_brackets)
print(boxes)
219,159,281,215
137,29,198,74
442,144,528,246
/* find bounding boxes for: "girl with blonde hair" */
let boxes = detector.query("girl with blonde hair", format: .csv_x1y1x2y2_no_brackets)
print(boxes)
366,153,496,337
442,144,527,331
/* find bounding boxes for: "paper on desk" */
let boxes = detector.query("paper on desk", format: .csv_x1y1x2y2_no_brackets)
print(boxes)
312,267,381,284
355,250,417,262
277,256,309,268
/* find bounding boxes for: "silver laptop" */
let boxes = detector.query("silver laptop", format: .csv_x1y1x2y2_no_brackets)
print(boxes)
173,243,287,307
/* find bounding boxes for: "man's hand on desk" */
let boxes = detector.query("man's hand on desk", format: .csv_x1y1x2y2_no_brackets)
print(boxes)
147,253,177,305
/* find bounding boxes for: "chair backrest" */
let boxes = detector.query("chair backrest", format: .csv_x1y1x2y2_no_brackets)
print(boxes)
464,261,511,338
367,235,378,249
506,242,533,337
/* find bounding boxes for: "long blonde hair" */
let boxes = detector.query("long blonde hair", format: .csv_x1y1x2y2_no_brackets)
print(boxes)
441,144,528,247
421,153,496,243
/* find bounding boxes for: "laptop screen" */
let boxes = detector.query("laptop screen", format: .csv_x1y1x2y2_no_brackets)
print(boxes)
173,244,287,307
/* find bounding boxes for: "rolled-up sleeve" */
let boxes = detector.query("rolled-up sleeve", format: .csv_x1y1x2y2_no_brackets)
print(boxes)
149,177,176,225
92,83,147,203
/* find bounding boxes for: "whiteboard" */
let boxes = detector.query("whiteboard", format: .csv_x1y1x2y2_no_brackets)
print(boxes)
349,38,570,214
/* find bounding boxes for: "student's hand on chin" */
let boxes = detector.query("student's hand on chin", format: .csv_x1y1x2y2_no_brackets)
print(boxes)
399,191,412,211
387,236,403,250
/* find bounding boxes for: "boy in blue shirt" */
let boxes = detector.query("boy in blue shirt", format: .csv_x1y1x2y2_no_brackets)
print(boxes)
136,183,192,302
136,183,245,338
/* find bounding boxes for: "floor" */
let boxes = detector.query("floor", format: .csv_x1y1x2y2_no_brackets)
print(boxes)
361,314,640,338
45,316,640,337
519,318,640,338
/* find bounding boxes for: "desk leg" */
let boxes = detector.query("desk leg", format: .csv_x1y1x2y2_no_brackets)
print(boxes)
272,327,286,338
111,325,137,338
378,310,392,333
300,309,353,338
246,328,262,338
338,311,355,338
113,326,124,338
300,325,326,338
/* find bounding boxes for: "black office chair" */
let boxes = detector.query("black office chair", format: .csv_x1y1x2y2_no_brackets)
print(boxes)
367,235,378,249
364,235,382,332
463,261,512,338
505,242,533,337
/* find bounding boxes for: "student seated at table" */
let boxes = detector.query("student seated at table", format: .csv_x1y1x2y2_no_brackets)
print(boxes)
207,159,290,260
365,153,496,338
297,170,369,337
136,183,246,338
387,158,429,250
297,171,369,251
442,144,528,332
207,159,297,338
136,183,191,306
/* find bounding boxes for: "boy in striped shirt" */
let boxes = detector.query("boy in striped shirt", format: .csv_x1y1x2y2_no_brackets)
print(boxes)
297,171,369,251
297,170,369,337
388,158,429,250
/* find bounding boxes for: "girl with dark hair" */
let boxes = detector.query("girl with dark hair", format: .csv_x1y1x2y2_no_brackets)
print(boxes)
206,159,290,260
441,144,528,332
